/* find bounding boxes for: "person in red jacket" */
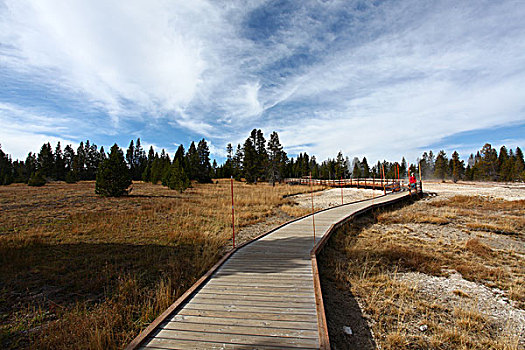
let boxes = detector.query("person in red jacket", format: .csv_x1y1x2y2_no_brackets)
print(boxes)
409,173,417,189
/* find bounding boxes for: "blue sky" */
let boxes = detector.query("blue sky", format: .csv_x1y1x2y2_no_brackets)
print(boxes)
1,0,524,163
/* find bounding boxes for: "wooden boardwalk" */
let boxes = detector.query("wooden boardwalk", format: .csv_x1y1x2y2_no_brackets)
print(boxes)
131,191,410,350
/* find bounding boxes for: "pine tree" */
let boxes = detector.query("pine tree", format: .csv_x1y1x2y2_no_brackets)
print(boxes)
212,159,218,178
196,139,212,183
186,142,199,181
465,164,473,180
159,150,173,186
12,160,25,183
479,143,498,180
334,152,344,178
255,129,268,181
267,132,286,184
37,142,54,178
351,158,361,178
310,156,319,178
361,157,370,178
514,147,524,181
54,142,65,180
125,140,135,178
95,144,132,197
131,138,147,180
25,153,37,183
450,151,464,183
243,137,258,183
64,145,75,174
99,146,107,161
0,144,14,185
428,150,435,176
233,144,243,181
434,150,448,181
352,161,362,178
84,141,100,180
174,144,185,165
165,159,190,192
142,146,155,182
75,142,86,180
400,157,407,178
222,143,234,178
302,153,311,177
150,156,164,184
498,146,512,181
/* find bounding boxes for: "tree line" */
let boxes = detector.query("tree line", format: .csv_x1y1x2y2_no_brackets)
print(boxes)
0,137,213,193
215,129,412,182
418,144,524,182
1,134,523,192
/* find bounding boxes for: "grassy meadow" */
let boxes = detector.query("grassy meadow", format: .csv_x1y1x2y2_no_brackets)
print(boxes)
0,180,320,349
319,195,524,350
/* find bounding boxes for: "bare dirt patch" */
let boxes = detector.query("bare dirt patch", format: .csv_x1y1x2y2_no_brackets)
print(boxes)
423,180,525,201
292,187,384,210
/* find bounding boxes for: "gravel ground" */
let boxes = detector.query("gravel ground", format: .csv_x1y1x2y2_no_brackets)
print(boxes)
290,180,525,211
292,187,384,210
422,180,525,200
397,271,525,345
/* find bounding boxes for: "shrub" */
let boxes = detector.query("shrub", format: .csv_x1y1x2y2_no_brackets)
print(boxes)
65,171,78,184
28,171,46,187
165,159,190,193
95,144,132,197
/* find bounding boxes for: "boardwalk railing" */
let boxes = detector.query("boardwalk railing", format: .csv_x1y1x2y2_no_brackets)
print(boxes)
284,177,423,194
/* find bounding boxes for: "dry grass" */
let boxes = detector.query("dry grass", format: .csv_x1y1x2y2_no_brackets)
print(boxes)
465,238,493,257
319,195,524,350
0,180,322,349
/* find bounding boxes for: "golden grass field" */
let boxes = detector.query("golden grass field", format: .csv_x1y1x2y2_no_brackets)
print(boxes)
319,195,525,350
0,180,320,349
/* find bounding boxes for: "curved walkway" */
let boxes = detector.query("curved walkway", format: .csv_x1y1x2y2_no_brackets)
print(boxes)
133,191,410,349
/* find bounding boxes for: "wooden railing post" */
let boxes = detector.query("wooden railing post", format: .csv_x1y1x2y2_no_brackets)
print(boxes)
340,176,343,205
231,176,235,249
310,172,316,243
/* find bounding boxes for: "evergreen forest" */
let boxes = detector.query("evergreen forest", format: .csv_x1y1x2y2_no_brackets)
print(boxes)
1,130,524,191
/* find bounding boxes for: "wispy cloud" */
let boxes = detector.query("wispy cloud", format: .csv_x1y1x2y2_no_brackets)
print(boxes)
1,0,524,162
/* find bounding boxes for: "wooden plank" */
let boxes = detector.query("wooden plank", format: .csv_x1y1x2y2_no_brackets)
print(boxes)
147,329,319,348
204,281,313,289
177,308,315,322
217,267,312,273
189,294,315,306
166,314,318,330
220,262,311,266
141,337,318,350
224,258,310,263
209,274,313,281
212,273,313,280
193,293,315,303
183,302,317,315
200,283,314,292
195,288,314,299
159,320,318,338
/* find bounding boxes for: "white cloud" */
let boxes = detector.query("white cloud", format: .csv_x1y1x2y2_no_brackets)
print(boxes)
1,0,524,163
0,102,81,158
